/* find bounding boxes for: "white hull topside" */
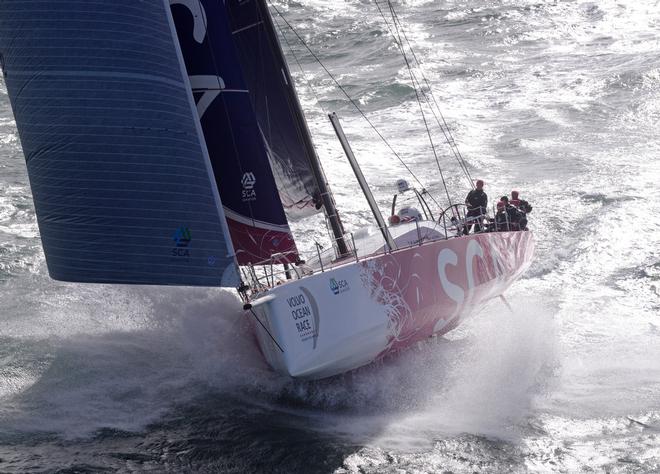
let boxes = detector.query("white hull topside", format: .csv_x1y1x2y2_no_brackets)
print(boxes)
247,229,535,380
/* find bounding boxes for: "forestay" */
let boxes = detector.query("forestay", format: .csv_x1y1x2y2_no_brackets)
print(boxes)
0,0,239,287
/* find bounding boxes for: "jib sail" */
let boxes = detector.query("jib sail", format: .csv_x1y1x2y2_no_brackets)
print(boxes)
226,0,324,217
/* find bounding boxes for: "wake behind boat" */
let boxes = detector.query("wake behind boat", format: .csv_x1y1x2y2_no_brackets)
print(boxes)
0,0,534,380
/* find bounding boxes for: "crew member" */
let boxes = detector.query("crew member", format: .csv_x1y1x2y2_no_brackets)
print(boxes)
492,201,509,231
510,190,521,208
464,179,487,234
510,190,531,229
500,195,523,230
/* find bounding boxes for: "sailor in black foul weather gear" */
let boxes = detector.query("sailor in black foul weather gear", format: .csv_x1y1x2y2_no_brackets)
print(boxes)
499,196,523,231
464,179,488,234
510,190,531,230
492,201,509,231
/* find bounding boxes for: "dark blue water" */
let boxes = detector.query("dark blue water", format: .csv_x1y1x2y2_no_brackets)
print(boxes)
2,1,660,472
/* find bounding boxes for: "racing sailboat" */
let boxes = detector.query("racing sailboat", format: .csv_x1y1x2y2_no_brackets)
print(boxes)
0,0,534,380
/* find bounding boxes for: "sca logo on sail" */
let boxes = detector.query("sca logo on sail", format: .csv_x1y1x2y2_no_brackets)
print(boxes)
329,277,349,295
172,226,191,257
241,172,257,202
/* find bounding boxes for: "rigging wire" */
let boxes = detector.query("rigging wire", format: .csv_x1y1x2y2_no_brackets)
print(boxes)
272,15,351,243
267,0,443,211
277,0,474,192
375,0,473,189
380,1,474,187
377,0,455,209
272,14,329,116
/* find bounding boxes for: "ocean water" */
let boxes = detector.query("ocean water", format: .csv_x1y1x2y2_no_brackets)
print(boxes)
1,0,660,472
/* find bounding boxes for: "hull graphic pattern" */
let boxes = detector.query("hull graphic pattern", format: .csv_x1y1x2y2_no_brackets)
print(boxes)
250,231,534,379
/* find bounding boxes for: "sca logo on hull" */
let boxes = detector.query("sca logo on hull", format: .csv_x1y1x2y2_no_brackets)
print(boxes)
329,277,349,295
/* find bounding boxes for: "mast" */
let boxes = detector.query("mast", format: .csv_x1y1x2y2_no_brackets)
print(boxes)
255,0,350,257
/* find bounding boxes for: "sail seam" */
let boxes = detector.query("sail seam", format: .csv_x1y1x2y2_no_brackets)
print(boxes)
6,70,186,89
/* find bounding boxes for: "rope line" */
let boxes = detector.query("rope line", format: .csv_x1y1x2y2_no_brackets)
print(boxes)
248,306,284,353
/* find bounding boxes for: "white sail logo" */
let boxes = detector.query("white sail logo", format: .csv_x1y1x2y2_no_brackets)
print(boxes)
189,75,226,118
170,0,226,118
242,172,257,201
169,0,207,43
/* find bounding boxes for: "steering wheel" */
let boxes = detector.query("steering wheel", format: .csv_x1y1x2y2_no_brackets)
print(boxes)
437,203,467,224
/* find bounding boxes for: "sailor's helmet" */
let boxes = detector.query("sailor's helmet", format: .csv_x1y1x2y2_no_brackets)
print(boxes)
396,179,410,194
397,206,422,221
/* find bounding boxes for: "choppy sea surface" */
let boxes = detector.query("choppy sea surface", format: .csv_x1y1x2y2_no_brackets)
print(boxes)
2,0,660,472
